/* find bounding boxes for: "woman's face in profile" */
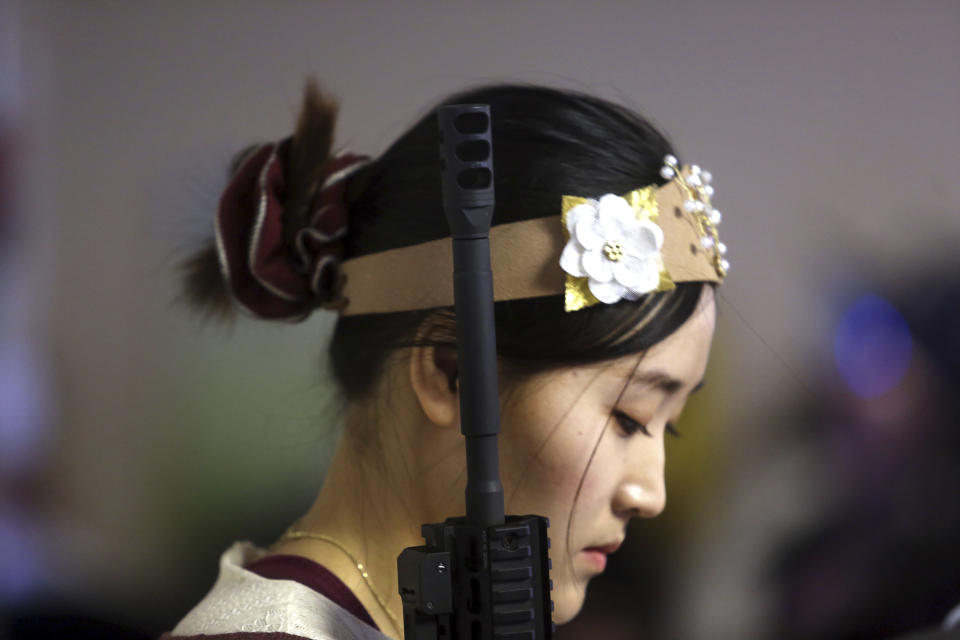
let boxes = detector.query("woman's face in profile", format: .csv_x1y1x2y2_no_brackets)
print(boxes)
497,288,716,624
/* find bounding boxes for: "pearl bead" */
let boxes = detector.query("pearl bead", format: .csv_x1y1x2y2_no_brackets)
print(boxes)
688,173,702,187
710,209,722,224
684,199,698,212
718,242,727,255
691,164,701,174
701,236,715,249
721,259,730,272
704,185,715,196
663,154,678,166
660,166,675,180
702,170,712,184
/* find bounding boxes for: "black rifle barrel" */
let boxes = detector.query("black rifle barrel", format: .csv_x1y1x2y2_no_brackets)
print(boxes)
437,105,504,529
395,106,552,640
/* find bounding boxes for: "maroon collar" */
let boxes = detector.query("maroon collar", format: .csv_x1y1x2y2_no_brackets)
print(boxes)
245,553,379,631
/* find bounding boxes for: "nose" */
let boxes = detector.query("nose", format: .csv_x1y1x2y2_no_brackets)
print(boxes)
613,481,666,519
612,439,667,519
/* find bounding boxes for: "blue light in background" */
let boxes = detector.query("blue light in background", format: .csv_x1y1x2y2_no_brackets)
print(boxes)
834,294,913,398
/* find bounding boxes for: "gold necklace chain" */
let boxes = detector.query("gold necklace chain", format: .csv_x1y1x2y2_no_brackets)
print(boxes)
275,526,403,638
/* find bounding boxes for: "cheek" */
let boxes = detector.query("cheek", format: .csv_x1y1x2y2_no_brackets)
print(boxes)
501,436,587,519
497,382,620,624
501,407,598,499
499,398,611,539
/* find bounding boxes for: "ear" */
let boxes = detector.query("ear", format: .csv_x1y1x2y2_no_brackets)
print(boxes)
409,335,460,429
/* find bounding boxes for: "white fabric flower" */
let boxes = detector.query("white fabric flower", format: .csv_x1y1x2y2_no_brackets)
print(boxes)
559,194,664,304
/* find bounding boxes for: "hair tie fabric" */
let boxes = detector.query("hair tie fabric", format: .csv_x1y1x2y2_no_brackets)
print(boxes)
215,139,369,320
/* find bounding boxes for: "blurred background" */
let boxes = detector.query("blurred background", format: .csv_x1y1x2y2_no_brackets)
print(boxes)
1,1,958,638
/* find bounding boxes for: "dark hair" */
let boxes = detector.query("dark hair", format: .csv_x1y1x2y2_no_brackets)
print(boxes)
183,83,705,399
332,84,704,397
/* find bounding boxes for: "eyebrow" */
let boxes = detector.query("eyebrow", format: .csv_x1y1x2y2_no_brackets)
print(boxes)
629,370,705,395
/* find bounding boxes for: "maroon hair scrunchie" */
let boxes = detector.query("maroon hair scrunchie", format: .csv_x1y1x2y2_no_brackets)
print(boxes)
215,142,369,320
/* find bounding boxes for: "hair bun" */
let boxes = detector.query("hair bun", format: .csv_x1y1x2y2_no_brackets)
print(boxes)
180,80,368,321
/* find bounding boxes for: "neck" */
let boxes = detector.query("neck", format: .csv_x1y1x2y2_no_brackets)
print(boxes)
272,401,466,639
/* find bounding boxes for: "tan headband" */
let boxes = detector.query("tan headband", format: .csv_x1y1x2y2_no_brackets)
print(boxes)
340,161,726,316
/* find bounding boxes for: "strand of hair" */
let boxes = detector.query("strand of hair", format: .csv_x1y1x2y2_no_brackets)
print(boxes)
179,243,235,322
284,79,339,234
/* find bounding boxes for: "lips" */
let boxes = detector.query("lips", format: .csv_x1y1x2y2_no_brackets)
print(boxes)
584,540,622,555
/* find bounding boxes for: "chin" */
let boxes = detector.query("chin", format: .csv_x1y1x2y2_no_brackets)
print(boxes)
551,583,589,625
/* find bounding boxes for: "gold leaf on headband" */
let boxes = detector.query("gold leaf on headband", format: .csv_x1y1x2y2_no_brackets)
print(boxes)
560,195,589,227
565,278,600,312
625,185,659,222
656,263,676,292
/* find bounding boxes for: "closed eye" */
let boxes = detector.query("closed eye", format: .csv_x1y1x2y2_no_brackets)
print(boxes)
612,410,681,438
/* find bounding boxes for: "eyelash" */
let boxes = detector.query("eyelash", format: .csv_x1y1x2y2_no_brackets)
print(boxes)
613,410,681,438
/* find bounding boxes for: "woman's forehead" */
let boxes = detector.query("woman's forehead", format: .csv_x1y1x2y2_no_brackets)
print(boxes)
605,290,716,389
515,287,716,395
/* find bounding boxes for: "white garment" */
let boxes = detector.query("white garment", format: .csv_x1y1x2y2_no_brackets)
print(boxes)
944,599,960,630
172,542,395,640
